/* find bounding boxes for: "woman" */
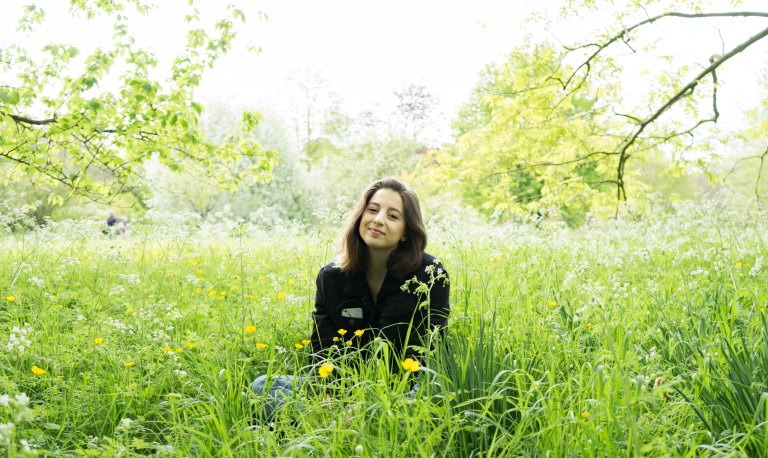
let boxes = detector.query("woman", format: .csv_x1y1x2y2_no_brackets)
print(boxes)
252,178,450,421
310,177,450,367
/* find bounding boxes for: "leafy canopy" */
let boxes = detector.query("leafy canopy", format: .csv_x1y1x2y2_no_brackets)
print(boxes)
0,1,276,206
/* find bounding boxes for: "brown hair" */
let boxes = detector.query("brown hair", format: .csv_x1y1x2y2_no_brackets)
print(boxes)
335,177,427,278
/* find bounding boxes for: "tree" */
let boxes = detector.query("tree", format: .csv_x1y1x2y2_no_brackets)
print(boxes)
391,83,439,142
429,44,618,225
424,0,768,222
0,1,276,208
539,0,768,206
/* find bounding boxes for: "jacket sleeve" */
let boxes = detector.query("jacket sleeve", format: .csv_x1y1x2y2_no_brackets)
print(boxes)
309,267,339,365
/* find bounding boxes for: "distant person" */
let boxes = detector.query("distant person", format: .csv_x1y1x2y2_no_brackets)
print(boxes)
105,213,128,235
251,177,450,423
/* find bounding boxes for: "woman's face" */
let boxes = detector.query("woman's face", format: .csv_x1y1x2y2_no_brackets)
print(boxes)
358,188,406,254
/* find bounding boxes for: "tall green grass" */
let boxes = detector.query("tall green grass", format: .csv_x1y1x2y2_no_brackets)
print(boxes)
0,200,766,456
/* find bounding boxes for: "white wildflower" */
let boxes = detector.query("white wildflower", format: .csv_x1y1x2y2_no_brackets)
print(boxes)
14,393,29,406
28,276,45,289
6,325,32,354
118,273,141,285
0,422,15,443
109,285,126,296
119,418,133,429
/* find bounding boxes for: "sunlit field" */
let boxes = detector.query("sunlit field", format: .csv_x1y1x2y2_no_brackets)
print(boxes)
1,199,767,457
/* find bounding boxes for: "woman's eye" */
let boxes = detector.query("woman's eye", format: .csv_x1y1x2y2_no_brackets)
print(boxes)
388,214,399,220
367,207,377,213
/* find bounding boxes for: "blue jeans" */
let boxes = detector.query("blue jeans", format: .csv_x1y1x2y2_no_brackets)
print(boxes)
251,375,307,423
251,374,427,424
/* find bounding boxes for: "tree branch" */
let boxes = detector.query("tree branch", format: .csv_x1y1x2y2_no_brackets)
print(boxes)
561,11,768,90
725,147,767,207
2,111,57,125
612,23,768,208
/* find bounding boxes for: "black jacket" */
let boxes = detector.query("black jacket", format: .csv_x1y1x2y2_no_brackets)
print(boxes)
310,252,449,367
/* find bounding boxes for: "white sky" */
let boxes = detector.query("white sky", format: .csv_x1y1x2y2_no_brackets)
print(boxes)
197,1,540,113
3,0,768,143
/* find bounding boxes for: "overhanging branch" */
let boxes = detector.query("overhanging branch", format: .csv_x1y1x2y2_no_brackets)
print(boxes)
561,11,768,90
3,111,57,125
612,23,768,205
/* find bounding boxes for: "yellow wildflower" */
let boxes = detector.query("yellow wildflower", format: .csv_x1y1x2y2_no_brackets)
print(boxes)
337,329,347,336
401,358,420,372
207,290,217,297
219,290,226,296
259,275,265,282
583,323,592,330
163,345,173,354
185,341,194,349
256,342,267,350
760,307,766,313
302,339,311,345
287,279,295,286
124,361,135,368
196,268,203,275
345,340,353,346
277,292,286,300
332,337,340,342
94,337,105,345
31,365,46,376
295,343,304,350
581,411,590,420
245,325,257,334
247,294,255,300
6,295,16,303
174,347,183,353
354,329,365,337
318,363,334,378
230,285,237,291
547,300,557,309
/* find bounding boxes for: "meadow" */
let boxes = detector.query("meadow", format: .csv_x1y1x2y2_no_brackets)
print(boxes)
1,198,766,457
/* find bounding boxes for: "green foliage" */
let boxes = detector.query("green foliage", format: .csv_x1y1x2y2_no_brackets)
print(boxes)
435,0,767,225
1,199,766,455
0,1,274,206
430,43,618,224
